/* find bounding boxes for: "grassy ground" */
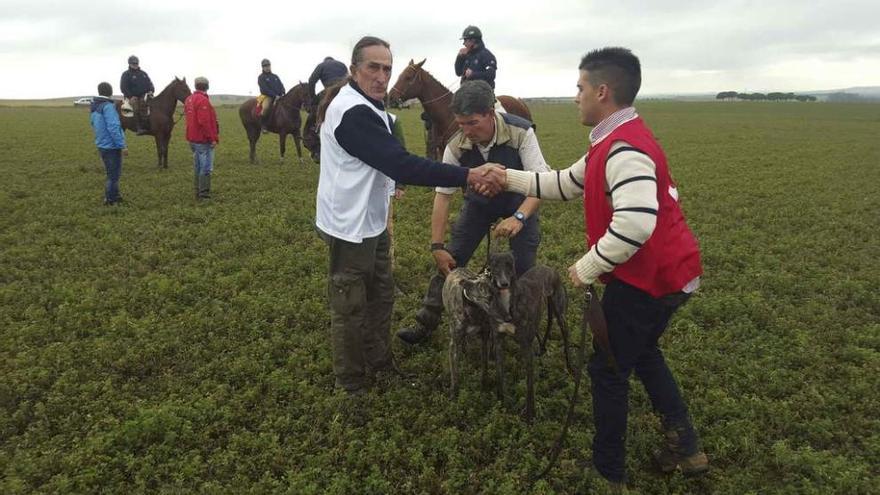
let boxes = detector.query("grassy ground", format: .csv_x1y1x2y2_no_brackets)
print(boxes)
1,101,878,494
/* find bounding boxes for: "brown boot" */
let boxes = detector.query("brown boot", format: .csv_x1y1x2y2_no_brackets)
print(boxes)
654,429,709,476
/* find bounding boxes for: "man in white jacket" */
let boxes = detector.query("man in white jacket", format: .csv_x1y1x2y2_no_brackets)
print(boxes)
315,36,505,395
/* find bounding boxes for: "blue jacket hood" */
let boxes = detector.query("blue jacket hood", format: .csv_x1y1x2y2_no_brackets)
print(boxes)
90,96,114,113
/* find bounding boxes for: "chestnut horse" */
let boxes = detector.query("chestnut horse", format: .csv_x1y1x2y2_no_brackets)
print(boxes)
389,59,533,160
116,77,192,169
239,82,310,164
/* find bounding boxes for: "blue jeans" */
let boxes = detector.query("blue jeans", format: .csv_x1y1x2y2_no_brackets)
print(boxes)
589,280,698,482
190,142,214,176
98,148,122,202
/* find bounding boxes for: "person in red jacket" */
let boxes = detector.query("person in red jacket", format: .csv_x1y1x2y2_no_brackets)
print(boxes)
184,76,219,199
481,47,708,489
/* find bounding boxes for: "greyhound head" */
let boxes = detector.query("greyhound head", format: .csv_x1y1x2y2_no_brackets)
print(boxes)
461,275,511,323
486,251,516,320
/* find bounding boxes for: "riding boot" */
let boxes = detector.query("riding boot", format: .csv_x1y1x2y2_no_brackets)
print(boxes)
198,175,211,200
199,174,211,199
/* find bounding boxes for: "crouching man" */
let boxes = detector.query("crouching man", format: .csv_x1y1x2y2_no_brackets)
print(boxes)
397,80,550,345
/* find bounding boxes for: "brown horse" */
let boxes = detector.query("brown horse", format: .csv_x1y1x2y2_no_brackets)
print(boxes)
389,59,533,160
239,82,310,164
116,77,192,169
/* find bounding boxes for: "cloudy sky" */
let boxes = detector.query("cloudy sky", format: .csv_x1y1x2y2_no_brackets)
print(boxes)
2,0,878,99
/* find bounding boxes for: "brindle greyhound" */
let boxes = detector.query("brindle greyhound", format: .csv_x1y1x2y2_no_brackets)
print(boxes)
442,268,510,399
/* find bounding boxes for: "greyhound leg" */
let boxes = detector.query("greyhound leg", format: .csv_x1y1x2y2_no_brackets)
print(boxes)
493,327,505,403
449,324,463,399
480,328,490,389
521,337,536,423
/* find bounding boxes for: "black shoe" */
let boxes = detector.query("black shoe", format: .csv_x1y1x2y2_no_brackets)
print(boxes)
396,325,432,345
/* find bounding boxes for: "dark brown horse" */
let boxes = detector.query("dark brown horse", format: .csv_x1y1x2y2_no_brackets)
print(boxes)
389,59,533,160
116,77,192,169
239,82,310,164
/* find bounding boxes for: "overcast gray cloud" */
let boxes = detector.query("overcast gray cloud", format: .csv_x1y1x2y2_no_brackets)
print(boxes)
0,0,878,98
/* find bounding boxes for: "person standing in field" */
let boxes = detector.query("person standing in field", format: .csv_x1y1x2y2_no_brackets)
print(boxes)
184,77,219,200
89,82,127,206
480,47,708,489
314,35,505,396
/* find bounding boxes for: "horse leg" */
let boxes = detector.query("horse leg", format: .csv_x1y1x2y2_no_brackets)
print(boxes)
154,135,163,169
248,127,260,164
162,134,170,169
279,131,286,163
294,132,303,166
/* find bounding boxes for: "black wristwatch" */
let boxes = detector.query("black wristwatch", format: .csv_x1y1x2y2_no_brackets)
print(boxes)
430,242,446,252
513,211,526,223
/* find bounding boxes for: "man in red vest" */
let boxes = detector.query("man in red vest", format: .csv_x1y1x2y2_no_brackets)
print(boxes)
481,47,708,489
184,76,219,199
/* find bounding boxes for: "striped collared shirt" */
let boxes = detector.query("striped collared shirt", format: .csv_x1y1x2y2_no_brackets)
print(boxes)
589,106,638,145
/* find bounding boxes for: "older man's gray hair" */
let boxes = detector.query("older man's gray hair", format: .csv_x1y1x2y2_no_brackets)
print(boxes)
194,77,209,90
451,80,495,116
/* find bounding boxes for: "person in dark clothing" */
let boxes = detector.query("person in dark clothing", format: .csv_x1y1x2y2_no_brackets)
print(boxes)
454,25,497,89
308,56,349,103
257,58,286,133
120,55,155,134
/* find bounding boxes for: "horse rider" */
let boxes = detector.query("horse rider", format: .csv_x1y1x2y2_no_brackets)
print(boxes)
120,55,155,135
257,58,286,133
454,25,497,89
308,56,349,108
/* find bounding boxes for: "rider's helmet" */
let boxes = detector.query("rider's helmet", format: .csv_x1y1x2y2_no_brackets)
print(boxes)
460,26,482,40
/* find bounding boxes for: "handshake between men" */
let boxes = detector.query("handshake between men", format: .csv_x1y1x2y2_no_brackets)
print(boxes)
465,163,508,196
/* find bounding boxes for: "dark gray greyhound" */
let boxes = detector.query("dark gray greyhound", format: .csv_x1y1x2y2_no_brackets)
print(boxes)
497,264,573,423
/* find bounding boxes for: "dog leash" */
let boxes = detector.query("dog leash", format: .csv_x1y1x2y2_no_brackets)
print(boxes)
534,285,617,482
534,285,592,481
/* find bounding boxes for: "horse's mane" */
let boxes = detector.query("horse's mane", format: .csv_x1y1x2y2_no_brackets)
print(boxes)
155,77,183,98
279,82,309,110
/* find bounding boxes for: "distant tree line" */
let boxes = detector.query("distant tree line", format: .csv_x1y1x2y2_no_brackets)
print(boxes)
716,91,817,102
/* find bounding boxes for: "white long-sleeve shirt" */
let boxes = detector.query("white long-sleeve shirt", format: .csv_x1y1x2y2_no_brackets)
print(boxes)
506,108,662,285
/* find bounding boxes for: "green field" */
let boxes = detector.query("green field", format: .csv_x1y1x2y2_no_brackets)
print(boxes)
1,101,878,494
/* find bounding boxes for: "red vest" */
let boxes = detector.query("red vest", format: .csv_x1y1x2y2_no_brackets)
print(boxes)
584,117,702,297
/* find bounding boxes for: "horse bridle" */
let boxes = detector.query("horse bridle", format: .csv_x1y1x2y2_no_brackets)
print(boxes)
390,65,452,106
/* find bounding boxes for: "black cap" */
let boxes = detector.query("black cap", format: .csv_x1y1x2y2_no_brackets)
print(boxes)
461,25,482,40
128,55,139,65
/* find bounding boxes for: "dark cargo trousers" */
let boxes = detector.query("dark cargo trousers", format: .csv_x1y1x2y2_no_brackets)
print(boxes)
588,280,700,482
322,229,395,392
414,200,540,332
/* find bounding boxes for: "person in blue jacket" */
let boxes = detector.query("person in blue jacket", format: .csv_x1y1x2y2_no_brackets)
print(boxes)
257,58,286,133
90,82,127,205
454,26,497,88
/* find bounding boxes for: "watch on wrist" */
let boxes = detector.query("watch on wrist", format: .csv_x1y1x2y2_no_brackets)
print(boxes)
513,211,526,223
430,242,446,252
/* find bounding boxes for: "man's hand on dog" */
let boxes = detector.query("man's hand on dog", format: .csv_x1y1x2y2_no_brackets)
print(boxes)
433,249,457,276
493,217,523,238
